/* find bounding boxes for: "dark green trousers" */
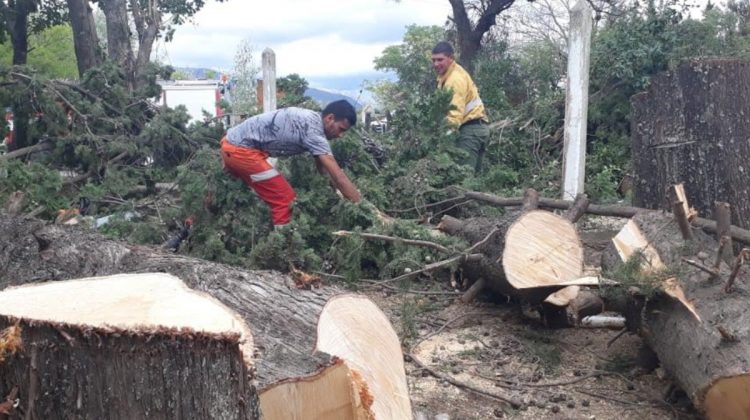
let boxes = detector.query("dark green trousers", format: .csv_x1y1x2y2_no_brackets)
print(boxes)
457,122,490,173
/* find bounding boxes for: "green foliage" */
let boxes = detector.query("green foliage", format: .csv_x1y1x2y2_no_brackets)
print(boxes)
0,25,77,79
0,160,66,214
277,73,314,108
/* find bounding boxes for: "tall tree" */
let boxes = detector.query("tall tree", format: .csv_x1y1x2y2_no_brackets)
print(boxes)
229,37,259,115
91,0,226,91
0,0,66,151
449,0,516,73
66,0,102,77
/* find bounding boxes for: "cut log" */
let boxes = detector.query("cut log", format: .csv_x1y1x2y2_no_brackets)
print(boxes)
0,214,411,419
0,273,259,419
602,211,750,419
260,294,411,420
437,210,585,303
0,213,335,387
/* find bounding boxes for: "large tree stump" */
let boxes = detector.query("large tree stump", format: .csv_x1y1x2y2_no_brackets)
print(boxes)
0,213,333,387
0,214,413,419
631,59,750,228
0,273,259,419
438,209,586,303
602,211,750,419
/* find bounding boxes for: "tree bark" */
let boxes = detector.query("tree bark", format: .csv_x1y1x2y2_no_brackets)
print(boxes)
631,59,750,229
601,211,750,418
0,213,336,387
447,0,514,73
66,0,103,77
0,314,259,419
98,0,136,89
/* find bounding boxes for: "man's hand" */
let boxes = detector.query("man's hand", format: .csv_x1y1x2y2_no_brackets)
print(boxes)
316,155,362,203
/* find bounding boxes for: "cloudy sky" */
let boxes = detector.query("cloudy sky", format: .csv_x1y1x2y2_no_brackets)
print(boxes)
157,0,452,92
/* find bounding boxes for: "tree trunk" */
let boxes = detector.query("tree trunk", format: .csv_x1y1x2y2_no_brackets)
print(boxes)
437,209,585,303
4,0,34,66
601,211,750,419
631,59,750,229
98,0,136,89
447,0,515,73
0,273,259,419
0,213,335,387
129,0,160,90
66,0,103,77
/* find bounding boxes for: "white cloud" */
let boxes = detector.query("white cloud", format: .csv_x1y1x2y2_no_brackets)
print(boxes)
156,0,451,88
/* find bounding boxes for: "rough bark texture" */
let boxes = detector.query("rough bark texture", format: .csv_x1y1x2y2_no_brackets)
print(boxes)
0,317,258,419
631,59,750,228
439,214,518,297
0,213,336,387
601,211,750,415
66,0,103,77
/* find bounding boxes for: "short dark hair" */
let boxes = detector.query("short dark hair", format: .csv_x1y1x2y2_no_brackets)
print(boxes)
432,41,454,56
322,100,356,127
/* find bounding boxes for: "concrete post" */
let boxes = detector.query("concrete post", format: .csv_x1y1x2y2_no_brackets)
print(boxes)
562,0,593,200
262,48,277,113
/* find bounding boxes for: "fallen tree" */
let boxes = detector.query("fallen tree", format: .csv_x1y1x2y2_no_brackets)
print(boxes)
601,210,750,419
0,212,335,387
435,190,594,305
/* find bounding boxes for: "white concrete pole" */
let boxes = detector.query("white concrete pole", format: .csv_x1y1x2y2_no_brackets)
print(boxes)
562,0,593,200
262,48,277,113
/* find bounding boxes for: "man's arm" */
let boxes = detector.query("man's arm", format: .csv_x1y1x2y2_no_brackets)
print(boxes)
315,154,362,203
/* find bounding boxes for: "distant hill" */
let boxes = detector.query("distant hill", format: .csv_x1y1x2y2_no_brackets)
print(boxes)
304,88,362,110
174,67,220,80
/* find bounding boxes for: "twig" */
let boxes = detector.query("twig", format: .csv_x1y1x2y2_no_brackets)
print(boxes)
410,312,488,352
332,231,451,254
405,352,522,408
725,248,750,292
386,196,467,214
370,253,482,286
484,370,617,389
682,257,719,278
466,226,501,254
606,328,629,348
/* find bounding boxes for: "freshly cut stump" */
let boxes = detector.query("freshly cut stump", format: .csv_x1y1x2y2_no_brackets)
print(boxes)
260,294,412,420
0,273,258,419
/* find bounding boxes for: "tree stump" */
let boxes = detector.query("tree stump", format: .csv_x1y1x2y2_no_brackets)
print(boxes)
631,59,750,228
0,273,259,419
602,211,750,419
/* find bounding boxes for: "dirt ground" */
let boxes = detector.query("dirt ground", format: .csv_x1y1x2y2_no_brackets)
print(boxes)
362,216,700,420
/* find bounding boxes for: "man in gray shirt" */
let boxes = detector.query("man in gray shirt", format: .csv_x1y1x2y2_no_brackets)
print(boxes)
220,100,362,226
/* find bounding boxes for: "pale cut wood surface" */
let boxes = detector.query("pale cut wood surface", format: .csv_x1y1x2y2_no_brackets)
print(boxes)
502,210,584,289
316,295,412,420
704,375,750,420
0,272,254,364
260,361,370,420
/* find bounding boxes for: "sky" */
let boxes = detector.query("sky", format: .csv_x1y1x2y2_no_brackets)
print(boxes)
157,0,453,94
